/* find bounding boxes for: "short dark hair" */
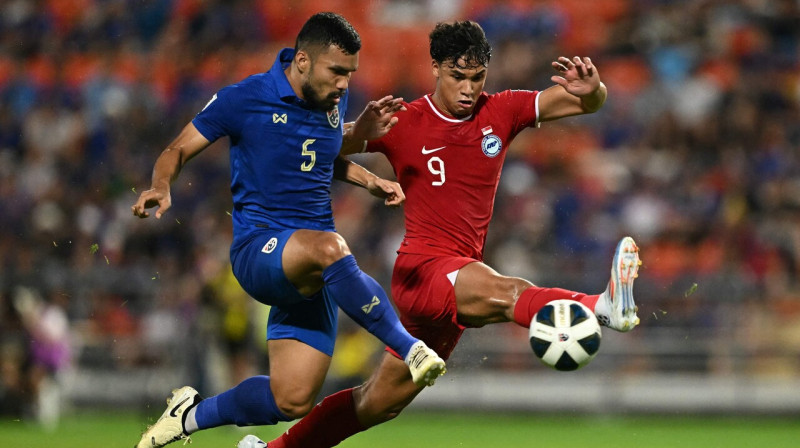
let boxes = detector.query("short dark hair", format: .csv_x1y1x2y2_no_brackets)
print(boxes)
429,21,491,69
295,12,361,56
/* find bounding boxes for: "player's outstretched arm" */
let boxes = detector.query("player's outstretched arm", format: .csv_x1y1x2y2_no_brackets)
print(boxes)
340,95,406,155
538,56,607,122
131,123,212,219
333,156,405,207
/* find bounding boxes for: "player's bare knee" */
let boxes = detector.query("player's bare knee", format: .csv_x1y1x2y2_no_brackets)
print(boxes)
459,275,530,325
274,393,315,419
490,276,530,302
493,275,531,297
498,276,533,319
315,232,352,267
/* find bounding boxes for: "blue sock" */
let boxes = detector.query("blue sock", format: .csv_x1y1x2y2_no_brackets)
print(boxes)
193,376,290,429
323,255,417,358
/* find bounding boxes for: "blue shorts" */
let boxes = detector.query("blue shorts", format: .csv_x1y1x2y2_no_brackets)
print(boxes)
231,228,337,356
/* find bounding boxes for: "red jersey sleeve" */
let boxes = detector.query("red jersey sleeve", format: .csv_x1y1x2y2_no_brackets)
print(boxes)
492,89,540,137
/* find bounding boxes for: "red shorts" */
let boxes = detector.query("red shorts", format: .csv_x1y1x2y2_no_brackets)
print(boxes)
386,252,477,361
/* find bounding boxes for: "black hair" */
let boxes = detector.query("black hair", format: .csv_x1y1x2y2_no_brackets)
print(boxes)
429,21,492,69
295,12,361,57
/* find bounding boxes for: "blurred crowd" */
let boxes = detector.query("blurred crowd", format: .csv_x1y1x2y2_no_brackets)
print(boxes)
1,0,799,423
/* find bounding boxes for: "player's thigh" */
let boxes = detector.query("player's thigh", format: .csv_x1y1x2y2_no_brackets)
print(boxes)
232,229,312,306
354,352,424,427
454,261,534,325
391,253,473,359
282,229,352,296
268,338,332,417
232,229,351,301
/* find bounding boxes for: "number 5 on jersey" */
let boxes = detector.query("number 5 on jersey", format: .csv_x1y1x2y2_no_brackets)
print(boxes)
301,139,316,171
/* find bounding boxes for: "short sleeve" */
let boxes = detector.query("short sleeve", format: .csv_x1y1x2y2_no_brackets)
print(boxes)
192,86,238,142
497,89,540,135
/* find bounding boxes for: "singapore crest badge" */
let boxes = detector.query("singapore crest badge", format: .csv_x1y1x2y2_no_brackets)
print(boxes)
481,134,502,157
327,105,340,128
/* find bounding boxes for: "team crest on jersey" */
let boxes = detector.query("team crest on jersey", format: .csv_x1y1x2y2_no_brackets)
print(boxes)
481,134,502,157
261,237,278,254
327,105,340,128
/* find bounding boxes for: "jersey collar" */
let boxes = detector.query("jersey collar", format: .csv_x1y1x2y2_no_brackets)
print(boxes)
424,94,473,122
271,48,300,103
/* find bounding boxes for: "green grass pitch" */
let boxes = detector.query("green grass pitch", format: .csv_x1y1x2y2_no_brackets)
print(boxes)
1,411,797,448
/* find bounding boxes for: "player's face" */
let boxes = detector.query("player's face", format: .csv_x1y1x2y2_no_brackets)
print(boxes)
431,57,487,117
301,45,358,111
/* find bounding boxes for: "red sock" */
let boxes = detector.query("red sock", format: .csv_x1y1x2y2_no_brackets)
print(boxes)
512,287,599,327
269,388,365,448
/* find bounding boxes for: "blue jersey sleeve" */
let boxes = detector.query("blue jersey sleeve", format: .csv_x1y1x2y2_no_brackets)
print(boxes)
192,86,240,142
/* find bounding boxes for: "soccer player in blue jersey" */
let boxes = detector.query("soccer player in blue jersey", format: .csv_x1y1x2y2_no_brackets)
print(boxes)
130,12,446,448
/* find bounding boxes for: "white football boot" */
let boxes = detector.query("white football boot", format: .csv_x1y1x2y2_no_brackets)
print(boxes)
237,435,267,448
595,236,641,332
135,386,201,448
404,341,447,387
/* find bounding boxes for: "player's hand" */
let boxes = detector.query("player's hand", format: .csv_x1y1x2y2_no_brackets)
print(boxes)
351,95,406,141
550,56,601,98
131,186,172,219
366,177,405,207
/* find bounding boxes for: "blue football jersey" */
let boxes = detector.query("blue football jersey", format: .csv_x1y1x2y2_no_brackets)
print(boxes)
192,48,347,238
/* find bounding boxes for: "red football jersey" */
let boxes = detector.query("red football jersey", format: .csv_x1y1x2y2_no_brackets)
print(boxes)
368,90,540,260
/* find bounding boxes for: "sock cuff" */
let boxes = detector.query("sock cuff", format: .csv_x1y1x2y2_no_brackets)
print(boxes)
513,287,538,327
340,388,356,412
182,394,204,434
276,388,364,448
322,255,359,284
264,381,291,423
513,287,590,327
334,388,366,432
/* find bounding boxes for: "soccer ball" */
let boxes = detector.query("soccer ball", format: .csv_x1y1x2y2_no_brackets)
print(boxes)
529,300,601,371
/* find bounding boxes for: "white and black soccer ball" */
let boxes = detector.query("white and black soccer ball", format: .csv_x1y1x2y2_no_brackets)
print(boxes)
529,299,601,371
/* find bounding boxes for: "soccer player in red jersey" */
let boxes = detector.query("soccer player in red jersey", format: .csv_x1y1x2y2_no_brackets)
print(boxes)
243,20,642,448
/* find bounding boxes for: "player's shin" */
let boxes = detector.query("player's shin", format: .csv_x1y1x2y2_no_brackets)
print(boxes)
322,255,416,358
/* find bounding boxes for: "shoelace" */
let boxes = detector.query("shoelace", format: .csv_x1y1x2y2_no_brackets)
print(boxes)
409,349,428,369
